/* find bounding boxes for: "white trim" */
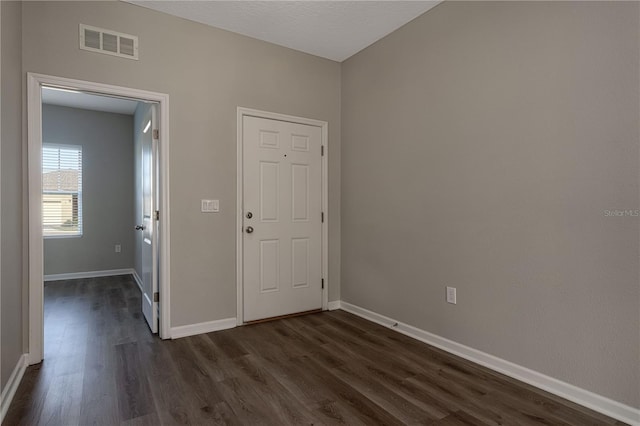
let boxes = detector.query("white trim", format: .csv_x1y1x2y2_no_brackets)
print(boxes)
236,109,243,326
157,86,172,341
28,73,172,365
0,3,3,402
44,268,135,282
339,301,640,426
131,269,144,293
27,74,44,364
236,107,329,326
327,300,341,311
170,318,236,339
321,121,329,313
0,354,28,423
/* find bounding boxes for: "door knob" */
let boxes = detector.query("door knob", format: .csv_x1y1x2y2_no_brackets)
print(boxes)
245,226,254,234
135,225,145,231
246,212,253,219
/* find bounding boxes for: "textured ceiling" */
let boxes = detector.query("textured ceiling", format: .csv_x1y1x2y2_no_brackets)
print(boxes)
126,1,441,62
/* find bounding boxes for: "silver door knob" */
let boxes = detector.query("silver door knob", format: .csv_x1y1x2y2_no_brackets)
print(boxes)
246,226,254,234
135,225,145,231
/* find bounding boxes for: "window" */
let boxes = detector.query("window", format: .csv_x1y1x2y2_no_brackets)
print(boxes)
42,144,83,237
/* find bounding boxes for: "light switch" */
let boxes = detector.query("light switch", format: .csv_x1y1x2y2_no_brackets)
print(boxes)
201,199,219,213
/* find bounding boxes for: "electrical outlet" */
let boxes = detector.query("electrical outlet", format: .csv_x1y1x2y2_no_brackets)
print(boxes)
115,244,121,253
446,286,457,304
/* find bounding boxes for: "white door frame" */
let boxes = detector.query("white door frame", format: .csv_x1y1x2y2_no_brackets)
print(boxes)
27,73,172,364
236,107,329,325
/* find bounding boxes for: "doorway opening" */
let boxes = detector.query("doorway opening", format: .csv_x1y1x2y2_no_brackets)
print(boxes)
28,73,171,365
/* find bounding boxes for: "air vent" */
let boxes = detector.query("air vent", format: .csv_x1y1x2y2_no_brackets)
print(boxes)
79,24,139,60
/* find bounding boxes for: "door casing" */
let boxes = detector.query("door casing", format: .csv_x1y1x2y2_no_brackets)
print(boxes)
236,107,329,325
27,73,172,364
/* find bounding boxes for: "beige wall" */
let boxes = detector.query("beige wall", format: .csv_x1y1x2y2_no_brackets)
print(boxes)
1,0,24,389
341,1,640,408
43,105,135,275
21,1,341,327
9,0,637,411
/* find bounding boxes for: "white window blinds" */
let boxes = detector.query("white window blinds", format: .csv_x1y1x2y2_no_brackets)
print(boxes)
42,144,83,237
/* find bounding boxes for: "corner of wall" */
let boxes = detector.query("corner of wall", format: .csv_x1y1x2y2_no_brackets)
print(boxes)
1,0,26,395
0,353,28,423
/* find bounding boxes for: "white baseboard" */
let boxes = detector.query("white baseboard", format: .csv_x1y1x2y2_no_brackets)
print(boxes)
339,301,640,426
327,300,341,311
170,317,237,339
0,353,28,423
131,270,143,293
44,268,135,282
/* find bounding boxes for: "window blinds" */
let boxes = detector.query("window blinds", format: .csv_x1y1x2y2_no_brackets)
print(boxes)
42,144,83,237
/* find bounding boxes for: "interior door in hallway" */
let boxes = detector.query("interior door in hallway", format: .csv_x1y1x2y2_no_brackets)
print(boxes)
242,116,323,322
138,104,159,333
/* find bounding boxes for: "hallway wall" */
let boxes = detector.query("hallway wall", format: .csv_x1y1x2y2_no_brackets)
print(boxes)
43,105,135,276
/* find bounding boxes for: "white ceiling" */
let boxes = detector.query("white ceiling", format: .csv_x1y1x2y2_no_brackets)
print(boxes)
126,1,442,62
42,87,140,115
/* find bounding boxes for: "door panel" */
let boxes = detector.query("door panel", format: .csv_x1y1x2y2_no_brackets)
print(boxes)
139,105,158,333
260,161,279,221
260,239,280,292
243,116,322,322
291,238,309,288
291,164,309,221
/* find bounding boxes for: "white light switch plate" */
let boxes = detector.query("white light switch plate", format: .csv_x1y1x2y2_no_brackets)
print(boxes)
201,199,219,213
446,286,457,304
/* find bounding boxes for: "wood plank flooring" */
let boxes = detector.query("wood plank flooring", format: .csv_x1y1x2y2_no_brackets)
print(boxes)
4,276,627,425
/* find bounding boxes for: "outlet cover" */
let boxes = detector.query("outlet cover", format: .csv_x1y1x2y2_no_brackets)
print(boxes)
115,244,121,253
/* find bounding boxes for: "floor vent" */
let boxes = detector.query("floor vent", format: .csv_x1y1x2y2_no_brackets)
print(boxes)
79,24,139,60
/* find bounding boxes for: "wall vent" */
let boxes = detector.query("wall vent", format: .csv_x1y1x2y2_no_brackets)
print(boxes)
79,24,139,60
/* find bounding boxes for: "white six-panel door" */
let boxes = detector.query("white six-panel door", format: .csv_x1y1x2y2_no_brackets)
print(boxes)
242,116,323,322
139,105,159,333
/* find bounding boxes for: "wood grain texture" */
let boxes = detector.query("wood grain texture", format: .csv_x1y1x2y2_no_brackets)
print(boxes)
4,276,628,425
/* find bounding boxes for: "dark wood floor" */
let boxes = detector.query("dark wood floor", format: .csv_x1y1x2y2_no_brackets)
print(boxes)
4,276,626,426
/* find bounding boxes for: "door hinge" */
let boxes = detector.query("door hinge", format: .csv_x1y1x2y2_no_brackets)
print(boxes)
154,210,160,221
321,212,324,223
321,145,324,156
152,129,159,140
153,292,159,302
321,279,324,289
